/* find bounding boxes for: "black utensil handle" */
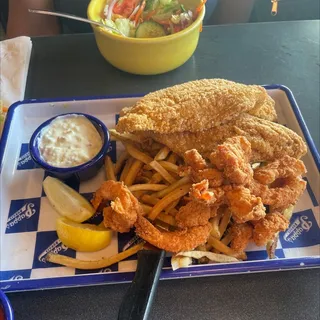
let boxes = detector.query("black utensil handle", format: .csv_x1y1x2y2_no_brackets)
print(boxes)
118,250,166,320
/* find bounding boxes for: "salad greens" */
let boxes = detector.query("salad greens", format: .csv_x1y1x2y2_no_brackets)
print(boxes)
100,0,206,38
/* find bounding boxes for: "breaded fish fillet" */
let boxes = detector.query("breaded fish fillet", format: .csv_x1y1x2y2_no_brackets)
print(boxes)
141,114,307,162
116,79,277,134
247,95,276,121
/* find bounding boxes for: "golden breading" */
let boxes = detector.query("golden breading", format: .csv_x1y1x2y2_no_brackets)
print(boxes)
230,223,253,253
253,213,289,246
144,114,307,162
117,79,276,134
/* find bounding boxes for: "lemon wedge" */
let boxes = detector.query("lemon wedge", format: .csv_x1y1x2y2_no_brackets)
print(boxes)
56,217,112,252
43,176,95,223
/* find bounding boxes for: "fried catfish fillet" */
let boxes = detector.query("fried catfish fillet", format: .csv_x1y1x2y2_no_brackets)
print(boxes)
142,114,307,162
117,79,276,134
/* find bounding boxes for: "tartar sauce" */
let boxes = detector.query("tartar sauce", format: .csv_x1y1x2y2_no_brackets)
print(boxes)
38,114,103,168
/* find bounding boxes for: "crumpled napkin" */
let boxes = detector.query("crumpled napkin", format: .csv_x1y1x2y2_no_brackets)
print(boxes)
0,36,32,135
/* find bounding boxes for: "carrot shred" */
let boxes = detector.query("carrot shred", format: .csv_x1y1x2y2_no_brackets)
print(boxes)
134,0,146,24
196,0,207,13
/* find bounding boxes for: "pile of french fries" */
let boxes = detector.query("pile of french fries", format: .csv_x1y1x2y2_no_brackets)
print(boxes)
106,129,192,228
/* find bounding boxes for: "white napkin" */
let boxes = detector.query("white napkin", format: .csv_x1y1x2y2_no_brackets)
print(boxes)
0,36,32,108
0,36,32,135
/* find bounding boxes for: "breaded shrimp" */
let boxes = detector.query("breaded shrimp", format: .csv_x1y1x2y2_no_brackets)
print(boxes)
135,215,212,252
225,186,266,223
175,201,211,228
91,181,143,233
209,136,253,185
253,155,307,185
230,223,253,253
253,213,289,246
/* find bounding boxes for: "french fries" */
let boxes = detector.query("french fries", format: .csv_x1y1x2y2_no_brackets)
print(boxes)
167,152,178,164
104,156,116,181
149,172,163,184
120,157,134,182
156,213,176,227
164,199,180,215
158,161,179,173
154,146,170,161
141,194,159,206
46,242,145,269
109,129,145,143
129,184,168,192
124,143,153,164
148,184,192,220
153,176,191,198
141,204,152,214
149,160,176,184
208,236,238,257
210,215,221,239
218,208,232,239
208,237,246,260
114,151,129,175
221,231,233,246
124,159,143,186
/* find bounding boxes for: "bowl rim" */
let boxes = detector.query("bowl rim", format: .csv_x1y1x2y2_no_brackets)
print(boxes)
87,2,206,43
29,112,110,174
0,290,14,320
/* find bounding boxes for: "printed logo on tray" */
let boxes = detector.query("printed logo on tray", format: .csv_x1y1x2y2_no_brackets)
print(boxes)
0,269,31,281
32,231,76,269
117,229,139,261
5,198,41,234
0,270,32,290
280,209,320,248
17,143,38,170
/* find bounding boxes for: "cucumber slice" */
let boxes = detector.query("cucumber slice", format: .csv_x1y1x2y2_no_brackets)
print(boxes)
136,21,166,38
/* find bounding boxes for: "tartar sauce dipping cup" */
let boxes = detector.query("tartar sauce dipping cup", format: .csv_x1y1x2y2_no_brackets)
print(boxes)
0,290,14,320
29,113,110,181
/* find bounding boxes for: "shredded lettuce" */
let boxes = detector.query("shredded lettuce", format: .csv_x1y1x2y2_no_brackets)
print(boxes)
160,0,173,5
102,19,118,33
115,18,133,37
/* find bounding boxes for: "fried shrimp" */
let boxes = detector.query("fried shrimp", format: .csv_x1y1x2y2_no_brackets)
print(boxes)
209,136,253,185
176,201,211,228
230,223,253,253
225,186,266,223
91,181,143,233
189,180,223,205
253,155,307,185
179,166,223,187
250,177,306,211
135,215,212,252
184,149,207,170
253,213,289,246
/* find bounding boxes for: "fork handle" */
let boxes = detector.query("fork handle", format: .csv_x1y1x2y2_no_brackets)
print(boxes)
118,250,165,320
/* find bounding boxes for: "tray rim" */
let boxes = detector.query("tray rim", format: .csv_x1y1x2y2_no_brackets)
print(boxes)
0,84,319,293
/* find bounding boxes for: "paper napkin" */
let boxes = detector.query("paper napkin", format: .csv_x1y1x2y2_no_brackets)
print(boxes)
0,36,33,135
